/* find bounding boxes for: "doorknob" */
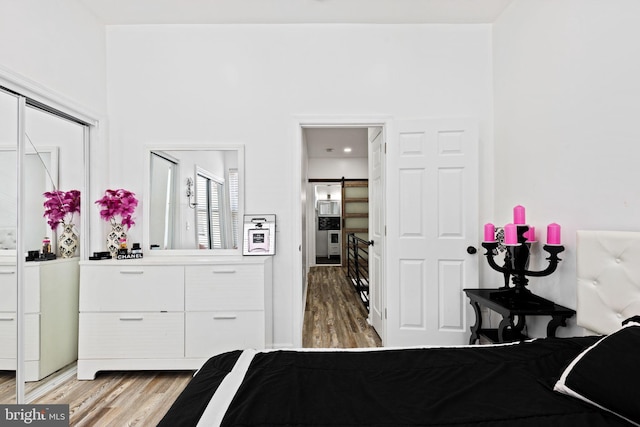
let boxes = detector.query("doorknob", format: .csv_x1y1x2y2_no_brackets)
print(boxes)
466,246,477,254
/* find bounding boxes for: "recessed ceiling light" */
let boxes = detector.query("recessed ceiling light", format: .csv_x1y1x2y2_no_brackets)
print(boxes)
344,147,352,153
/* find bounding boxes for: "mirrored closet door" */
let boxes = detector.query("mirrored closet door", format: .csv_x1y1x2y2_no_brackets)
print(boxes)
0,88,18,404
0,83,92,404
23,104,87,403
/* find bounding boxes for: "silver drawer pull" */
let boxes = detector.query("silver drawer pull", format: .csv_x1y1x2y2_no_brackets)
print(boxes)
119,316,144,321
119,270,144,274
212,270,237,274
0,270,16,275
0,317,15,321
213,314,237,320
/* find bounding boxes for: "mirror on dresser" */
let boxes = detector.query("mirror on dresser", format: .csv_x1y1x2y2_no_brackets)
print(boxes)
145,146,244,255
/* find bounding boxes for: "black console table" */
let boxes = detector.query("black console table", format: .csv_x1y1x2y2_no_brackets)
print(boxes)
464,288,575,345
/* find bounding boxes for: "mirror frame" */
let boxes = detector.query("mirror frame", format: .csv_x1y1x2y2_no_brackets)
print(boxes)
143,144,245,256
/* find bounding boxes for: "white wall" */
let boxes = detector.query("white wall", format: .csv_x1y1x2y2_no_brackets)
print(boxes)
308,157,368,179
7,0,637,345
493,0,640,336
300,132,309,317
0,0,106,115
106,24,493,347
0,0,108,254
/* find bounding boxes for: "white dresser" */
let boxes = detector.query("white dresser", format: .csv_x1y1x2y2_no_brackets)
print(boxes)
77,256,272,380
0,260,17,371
0,258,80,381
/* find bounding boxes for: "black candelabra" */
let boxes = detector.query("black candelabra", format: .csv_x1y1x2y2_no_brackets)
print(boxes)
482,225,565,299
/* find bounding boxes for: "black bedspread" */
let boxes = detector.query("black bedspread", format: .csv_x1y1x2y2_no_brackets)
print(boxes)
160,336,632,426
159,350,243,427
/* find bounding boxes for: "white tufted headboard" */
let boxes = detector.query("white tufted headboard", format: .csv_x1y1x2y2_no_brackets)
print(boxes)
577,230,640,335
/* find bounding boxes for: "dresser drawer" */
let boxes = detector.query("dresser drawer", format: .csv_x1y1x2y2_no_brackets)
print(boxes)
80,265,184,311
0,313,16,359
185,311,264,357
0,267,16,312
185,265,264,311
79,312,184,359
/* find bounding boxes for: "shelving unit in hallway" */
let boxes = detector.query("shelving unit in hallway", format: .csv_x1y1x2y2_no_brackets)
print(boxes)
341,179,368,267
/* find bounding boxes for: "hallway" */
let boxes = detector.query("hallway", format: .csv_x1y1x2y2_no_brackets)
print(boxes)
303,266,382,348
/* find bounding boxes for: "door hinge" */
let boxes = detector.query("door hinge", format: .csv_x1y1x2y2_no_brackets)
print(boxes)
384,143,387,154
385,308,388,319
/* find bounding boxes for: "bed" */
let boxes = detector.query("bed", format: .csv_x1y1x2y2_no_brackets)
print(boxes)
159,230,640,426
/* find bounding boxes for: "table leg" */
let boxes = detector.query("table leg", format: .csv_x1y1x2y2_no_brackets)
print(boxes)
469,300,482,345
498,315,513,343
513,314,526,335
547,315,568,338
498,313,529,342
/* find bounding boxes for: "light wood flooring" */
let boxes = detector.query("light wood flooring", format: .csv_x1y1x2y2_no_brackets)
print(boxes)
0,372,16,404
1,266,380,426
36,370,193,426
303,265,382,348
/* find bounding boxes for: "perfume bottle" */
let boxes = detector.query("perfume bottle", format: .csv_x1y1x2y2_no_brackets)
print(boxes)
248,226,270,252
118,237,128,256
42,237,51,255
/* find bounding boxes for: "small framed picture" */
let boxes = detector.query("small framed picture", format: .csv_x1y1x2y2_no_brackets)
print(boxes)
243,214,276,256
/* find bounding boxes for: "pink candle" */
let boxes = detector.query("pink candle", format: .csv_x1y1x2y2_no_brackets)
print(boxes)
547,223,561,245
525,226,536,242
504,223,517,245
513,205,526,225
483,223,496,242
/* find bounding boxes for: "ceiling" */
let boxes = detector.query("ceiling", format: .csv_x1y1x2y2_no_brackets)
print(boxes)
77,0,514,25
305,128,369,159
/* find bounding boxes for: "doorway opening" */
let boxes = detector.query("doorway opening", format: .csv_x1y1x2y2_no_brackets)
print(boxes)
300,123,385,348
304,127,370,267
312,182,342,266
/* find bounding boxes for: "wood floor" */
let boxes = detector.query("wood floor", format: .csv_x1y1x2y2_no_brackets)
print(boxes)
0,372,16,404
1,266,381,426
303,266,382,348
33,370,193,426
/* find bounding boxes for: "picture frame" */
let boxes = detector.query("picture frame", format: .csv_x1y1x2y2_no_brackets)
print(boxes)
243,214,276,256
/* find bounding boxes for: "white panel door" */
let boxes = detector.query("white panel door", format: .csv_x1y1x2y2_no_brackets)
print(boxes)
385,118,478,346
368,127,384,338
